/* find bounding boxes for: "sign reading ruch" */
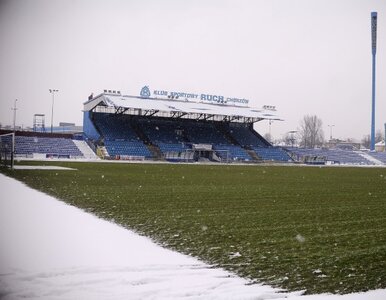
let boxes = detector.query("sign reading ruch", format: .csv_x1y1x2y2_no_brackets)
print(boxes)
140,86,249,105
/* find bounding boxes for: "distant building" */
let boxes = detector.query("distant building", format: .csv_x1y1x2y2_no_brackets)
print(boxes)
375,141,385,152
326,139,361,151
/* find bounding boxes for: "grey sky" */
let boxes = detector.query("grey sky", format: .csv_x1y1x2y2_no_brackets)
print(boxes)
0,0,385,141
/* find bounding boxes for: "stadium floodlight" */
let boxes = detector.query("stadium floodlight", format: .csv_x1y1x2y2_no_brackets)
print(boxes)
49,89,59,133
328,124,335,140
12,99,17,132
11,99,17,169
370,12,377,151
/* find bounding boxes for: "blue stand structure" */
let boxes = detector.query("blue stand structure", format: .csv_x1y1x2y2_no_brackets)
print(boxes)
370,12,377,151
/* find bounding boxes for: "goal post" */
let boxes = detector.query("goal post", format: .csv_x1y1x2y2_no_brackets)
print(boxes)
0,132,15,169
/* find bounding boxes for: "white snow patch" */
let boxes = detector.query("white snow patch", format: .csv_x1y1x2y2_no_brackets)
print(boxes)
295,234,306,243
0,173,284,299
229,252,242,259
13,165,76,170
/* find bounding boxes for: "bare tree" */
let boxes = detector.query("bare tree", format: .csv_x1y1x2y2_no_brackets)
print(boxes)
361,135,370,149
376,130,383,143
363,130,384,148
298,115,324,148
282,132,297,147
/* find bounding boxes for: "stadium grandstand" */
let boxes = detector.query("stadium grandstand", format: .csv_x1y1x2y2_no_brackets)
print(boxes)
1,87,385,166
82,89,293,163
0,129,97,161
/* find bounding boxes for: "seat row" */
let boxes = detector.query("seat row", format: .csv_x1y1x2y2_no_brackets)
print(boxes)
14,136,83,157
91,113,291,162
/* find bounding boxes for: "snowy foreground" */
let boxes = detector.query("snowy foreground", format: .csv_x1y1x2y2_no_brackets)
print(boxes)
1,173,385,300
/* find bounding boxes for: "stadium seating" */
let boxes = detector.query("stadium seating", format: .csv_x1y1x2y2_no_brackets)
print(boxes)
222,123,290,162
15,136,83,157
178,121,252,161
87,113,296,163
182,121,229,145
136,118,185,144
157,142,190,153
92,113,152,158
135,118,251,161
368,151,386,164
104,140,151,158
93,113,139,141
288,148,374,165
228,123,269,147
253,146,292,162
135,118,190,156
213,145,251,161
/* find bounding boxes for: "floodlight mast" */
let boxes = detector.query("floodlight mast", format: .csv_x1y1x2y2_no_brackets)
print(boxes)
49,89,59,133
370,12,377,151
11,99,17,169
328,124,335,141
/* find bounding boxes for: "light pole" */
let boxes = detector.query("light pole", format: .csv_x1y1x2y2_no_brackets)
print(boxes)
370,12,377,151
12,99,18,132
328,125,335,141
49,89,59,133
11,99,17,169
288,130,297,148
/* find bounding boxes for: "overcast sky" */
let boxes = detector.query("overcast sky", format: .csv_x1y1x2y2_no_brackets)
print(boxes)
0,0,385,141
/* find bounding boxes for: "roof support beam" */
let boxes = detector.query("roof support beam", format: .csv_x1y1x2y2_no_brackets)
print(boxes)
149,110,159,117
176,112,188,119
91,104,271,124
143,109,159,117
115,106,130,114
196,113,205,120
202,114,214,121
171,111,185,118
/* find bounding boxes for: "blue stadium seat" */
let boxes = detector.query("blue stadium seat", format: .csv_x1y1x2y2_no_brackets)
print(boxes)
228,124,269,147
213,145,251,161
288,148,374,165
104,140,152,158
253,146,292,162
14,136,83,157
92,113,152,158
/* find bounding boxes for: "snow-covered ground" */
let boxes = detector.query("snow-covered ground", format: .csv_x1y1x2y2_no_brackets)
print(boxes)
1,173,385,300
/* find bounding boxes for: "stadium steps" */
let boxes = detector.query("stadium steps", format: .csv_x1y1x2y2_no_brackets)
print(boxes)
245,149,261,162
130,120,151,144
249,127,271,147
97,146,109,158
358,151,383,165
147,144,165,161
180,130,191,144
283,149,300,162
215,123,241,146
72,140,99,159
129,119,161,159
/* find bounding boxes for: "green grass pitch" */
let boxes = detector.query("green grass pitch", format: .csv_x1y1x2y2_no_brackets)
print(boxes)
2,161,386,294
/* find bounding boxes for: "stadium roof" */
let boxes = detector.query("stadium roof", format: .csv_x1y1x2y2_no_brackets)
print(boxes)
83,93,283,123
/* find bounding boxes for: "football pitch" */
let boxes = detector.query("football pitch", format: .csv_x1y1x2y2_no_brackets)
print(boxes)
2,161,386,294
